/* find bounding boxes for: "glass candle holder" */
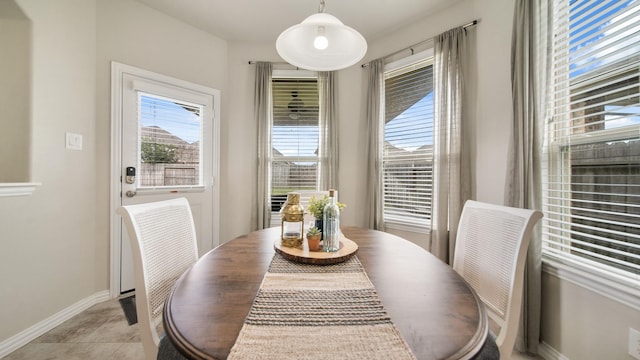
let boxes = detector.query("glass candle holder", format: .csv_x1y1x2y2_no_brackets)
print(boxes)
280,192,304,248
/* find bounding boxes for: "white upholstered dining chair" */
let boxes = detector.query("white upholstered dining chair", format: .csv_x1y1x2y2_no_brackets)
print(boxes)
117,197,197,360
453,200,543,360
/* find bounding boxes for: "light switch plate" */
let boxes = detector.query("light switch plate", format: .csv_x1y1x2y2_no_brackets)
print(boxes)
630,328,640,360
66,132,83,150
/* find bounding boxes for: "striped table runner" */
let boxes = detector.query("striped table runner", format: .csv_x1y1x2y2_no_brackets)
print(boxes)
228,253,416,360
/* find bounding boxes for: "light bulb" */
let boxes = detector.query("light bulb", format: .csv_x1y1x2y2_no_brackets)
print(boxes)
314,35,328,50
314,26,328,50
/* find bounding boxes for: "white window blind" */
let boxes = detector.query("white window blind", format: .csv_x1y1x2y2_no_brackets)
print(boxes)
383,58,434,229
543,0,640,280
270,78,320,213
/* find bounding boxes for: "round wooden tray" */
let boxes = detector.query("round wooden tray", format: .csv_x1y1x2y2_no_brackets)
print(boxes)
274,236,358,265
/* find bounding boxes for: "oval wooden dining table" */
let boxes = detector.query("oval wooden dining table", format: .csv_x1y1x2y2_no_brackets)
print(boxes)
163,226,488,360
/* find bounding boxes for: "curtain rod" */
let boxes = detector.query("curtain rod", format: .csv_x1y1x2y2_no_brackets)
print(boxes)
361,19,479,68
247,61,306,70
248,61,290,65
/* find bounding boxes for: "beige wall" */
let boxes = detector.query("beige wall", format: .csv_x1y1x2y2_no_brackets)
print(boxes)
1,0,638,359
0,0,228,345
0,0,30,182
223,41,270,244
542,271,640,359
0,0,98,342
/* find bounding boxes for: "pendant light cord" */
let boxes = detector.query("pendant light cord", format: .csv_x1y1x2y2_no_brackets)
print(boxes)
318,0,325,13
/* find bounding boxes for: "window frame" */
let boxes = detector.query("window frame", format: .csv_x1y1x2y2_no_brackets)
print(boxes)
541,0,640,307
381,49,434,233
269,70,321,226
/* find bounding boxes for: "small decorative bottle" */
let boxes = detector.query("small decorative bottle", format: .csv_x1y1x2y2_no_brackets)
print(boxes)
322,189,340,252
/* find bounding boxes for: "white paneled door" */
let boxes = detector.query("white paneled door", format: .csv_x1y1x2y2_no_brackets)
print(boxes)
113,63,220,293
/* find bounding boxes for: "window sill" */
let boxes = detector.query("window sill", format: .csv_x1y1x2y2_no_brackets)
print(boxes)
384,220,429,234
542,254,640,311
0,183,40,197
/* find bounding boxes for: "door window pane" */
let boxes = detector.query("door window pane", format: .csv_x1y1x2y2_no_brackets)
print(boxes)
138,93,203,187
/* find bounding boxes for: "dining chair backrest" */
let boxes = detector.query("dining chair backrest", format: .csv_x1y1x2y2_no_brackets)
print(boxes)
453,200,542,360
117,197,199,360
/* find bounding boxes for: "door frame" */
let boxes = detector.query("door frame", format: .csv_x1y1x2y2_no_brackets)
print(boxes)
109,61,221,297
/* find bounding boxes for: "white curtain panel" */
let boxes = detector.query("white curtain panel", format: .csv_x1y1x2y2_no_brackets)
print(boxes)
364,59,385,230
507,0,551,353
253,62,273,230
430,27,472,264
318,71,339,190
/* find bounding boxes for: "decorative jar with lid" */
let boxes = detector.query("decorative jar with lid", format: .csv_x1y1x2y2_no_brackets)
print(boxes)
280,192,305,248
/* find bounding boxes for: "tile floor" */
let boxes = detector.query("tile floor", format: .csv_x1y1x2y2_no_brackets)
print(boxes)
3,299,143,360
3,298,543,359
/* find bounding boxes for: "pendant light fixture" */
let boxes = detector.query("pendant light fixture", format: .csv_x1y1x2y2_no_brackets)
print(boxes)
276,0,367,71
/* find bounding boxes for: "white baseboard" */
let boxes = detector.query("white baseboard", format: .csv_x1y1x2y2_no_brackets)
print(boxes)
539,341,570,360
0,291,111,358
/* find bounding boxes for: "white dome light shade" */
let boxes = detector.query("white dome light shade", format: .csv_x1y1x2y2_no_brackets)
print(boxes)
276,13,367,71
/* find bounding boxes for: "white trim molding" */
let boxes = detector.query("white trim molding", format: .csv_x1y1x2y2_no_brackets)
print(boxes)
0,291,110,358
383,220,429,234
109,61,221,297
538,341,570,360
0,183,40,197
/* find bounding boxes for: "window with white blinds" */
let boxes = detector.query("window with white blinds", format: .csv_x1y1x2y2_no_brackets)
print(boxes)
383,58,434,230
270,77,320,212
542,0,640,280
